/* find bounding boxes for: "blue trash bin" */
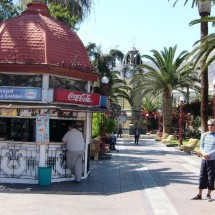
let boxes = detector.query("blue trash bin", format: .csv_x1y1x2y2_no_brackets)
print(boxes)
38,167,52,186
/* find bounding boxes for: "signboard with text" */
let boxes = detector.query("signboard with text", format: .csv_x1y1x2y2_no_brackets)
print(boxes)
36,115,49,145
54,89,100,106
0,109,17,116
117,115,126,124
0,87,42,101
59,111,86,120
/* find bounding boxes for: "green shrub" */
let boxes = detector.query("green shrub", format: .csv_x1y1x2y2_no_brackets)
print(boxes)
92,113,117,138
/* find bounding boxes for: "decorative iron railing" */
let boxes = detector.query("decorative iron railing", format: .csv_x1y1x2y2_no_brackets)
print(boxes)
0,142,85,181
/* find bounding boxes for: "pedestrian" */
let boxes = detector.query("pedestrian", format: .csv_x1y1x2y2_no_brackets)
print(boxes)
62,122,85,183
191,119,215,201
117,124,123,138
134,127,140,145
109,133,118,151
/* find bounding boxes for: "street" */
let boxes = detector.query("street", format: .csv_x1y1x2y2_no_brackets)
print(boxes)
0,138,215,215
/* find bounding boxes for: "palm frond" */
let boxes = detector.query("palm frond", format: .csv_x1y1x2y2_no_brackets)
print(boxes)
169,0,198,8
189,16,215,26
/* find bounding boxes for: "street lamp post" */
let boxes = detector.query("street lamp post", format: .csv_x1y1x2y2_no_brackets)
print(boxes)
178,96,185,146
213,79,215,118
101,76,109,135
157,109,162,132
145,113,149,133
101,76,109,96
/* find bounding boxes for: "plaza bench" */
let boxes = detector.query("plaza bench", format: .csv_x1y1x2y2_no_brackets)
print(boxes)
90,142,100,160
180,139,199,154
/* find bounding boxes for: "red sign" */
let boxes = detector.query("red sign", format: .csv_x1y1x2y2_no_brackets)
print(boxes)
54,89,100,106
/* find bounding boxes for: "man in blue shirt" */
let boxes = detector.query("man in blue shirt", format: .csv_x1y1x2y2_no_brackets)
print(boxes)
191,119,215,201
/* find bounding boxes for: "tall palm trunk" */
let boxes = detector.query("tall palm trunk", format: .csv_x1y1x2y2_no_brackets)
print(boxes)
162,92,173,134
200,64,208,133
200,24,209,133
198,1,210,133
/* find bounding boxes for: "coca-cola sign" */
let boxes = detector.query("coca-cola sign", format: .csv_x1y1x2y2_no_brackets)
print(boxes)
54,89,100,106
68,92,92,103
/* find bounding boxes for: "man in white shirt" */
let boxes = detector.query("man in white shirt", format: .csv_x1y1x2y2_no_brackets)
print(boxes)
62,123,85,183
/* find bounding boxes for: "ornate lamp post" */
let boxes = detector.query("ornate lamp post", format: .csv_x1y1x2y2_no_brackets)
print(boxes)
157,109,162,132
101,76,109,135
178,96,185,146
145,113,149,132
198,0,211,16
213,79,215,118
101,76,109,96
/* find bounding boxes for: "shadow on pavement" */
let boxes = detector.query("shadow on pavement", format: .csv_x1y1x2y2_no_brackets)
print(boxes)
0,139,199,195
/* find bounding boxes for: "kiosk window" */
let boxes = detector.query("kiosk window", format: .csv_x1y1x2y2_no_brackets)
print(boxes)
0,118,35,142
50,119,84,142
11,119,35,141
0,118,7,140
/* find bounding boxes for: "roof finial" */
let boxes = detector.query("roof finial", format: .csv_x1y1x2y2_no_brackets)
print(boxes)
131,37,136,49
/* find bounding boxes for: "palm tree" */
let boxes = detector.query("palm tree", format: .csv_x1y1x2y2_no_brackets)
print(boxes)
170,0,214,7
131,46,198,134
86,43,131,115
141,96,162,113
16,0,94,23
171,0,212,133
109,70,131,115
141,96,162,131
101,70,131,119
48,0,93,22
0,0,18,22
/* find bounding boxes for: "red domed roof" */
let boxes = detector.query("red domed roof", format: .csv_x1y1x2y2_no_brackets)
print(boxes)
0,2,92,72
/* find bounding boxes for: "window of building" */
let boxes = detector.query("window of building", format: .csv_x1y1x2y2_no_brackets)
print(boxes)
0,74,42,87
49,76,87,92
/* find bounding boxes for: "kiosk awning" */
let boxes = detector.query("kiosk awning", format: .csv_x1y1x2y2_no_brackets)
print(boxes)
0,101,108,113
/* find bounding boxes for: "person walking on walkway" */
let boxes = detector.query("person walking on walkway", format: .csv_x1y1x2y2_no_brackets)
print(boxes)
117,124,123,138
191,119,215,201
62,123,85,183
134,127,140,145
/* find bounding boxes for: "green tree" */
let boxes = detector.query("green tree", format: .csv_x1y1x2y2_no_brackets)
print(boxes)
92,113,102,138
92,113,117,138
15,0,45,9
170,0,214,7
15,1,79,29
170,0,212,133
86,43,131,114
49,3,78,29
108,70,132,116
141,96,162,131
48,0,93,23
86,43,132,134
141,96,162,113
131,46,198,134
16,0,94,26
0,0,19,22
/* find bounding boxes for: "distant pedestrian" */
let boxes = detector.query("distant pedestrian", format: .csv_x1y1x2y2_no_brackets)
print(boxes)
191,119,215,201
134,127,140,145
62,123,85,183
117,124,122,138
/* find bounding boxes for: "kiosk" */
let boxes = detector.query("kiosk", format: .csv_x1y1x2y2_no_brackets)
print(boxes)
0,2,106,184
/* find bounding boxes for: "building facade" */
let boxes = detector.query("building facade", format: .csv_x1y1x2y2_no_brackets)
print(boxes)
116,47,146,134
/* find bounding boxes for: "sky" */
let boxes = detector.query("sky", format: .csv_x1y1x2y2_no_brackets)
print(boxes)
77,0,215,56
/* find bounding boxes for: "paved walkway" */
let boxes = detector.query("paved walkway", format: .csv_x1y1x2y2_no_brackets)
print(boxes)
1,138,215,215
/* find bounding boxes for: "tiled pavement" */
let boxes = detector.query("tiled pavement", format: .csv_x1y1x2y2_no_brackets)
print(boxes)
1,138,215,215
